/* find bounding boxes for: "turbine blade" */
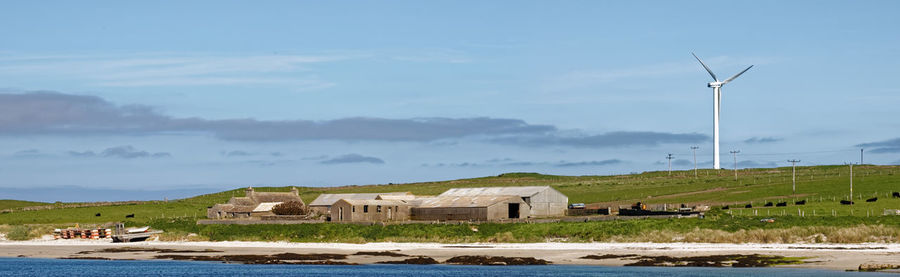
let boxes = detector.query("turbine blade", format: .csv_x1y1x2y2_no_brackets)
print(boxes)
692,52,718,81
723,65,753,84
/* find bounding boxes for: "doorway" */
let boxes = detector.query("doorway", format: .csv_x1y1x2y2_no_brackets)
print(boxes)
508,203,520,219
339,207,344,221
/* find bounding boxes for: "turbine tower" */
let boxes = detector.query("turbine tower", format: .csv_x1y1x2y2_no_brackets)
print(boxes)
692,53,753,169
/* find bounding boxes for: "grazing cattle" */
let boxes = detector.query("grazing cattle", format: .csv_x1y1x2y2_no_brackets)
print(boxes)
892,192,900,198
840,200,854,205
722,205,729,210
125,214,135,218
866,197,878,202
795,200,806,205
95,213,101,217
764,202,774,207
745,204,753,208
776,202,787,207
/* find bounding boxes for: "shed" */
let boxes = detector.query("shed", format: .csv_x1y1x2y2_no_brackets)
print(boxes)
411,195,529,221
438,186,568,217
330,199,410,222
309,192,411,215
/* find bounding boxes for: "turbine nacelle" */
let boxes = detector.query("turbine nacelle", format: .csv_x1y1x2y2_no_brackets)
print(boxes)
707,82,723,88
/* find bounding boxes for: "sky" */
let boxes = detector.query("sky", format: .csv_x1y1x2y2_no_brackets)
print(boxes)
2,1,899,202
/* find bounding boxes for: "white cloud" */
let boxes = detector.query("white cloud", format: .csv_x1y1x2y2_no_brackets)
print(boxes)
0,53,350,88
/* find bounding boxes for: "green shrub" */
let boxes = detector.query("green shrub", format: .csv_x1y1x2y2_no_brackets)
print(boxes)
6,225,32,240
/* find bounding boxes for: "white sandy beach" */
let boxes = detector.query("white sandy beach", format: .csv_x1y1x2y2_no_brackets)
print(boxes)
2,239,898,270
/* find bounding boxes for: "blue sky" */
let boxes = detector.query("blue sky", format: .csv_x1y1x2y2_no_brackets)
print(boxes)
2,1,899,201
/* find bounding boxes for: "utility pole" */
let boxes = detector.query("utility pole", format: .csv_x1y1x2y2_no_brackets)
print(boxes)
666,154,674,176
850,163,853,205
691,146,699,178
730,150,740,180
788,159,800,194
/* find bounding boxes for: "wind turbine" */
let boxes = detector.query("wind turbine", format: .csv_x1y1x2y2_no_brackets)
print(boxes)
692,53,753,170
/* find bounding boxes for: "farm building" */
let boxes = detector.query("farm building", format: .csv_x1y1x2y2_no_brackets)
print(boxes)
207,187,305,219
410,195,530,221
330,199,411,222
308,192,411,215
438,186,568,217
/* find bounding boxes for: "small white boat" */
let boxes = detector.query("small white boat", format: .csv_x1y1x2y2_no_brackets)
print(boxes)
126,226,150,233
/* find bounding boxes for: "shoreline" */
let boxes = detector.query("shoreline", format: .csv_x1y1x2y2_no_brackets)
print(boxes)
2,240,898,270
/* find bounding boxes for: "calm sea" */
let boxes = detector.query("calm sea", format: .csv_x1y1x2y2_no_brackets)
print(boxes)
0,257,890,276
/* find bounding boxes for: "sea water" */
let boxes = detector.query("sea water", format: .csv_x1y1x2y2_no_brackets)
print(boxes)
0,257,890,276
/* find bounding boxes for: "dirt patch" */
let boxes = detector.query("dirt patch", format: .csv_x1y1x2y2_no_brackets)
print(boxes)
445,255,550,265
77,247,222,254
154,253,353,265
377,257,440,264
624,254,804,267
580,254,638,260
354,251,408,257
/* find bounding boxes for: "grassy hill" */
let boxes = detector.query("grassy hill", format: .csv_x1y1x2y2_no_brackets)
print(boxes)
1,165,898,243
0,200,47,211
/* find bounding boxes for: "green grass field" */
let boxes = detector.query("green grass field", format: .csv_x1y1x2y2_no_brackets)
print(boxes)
1,165,898,242
0,200,47,211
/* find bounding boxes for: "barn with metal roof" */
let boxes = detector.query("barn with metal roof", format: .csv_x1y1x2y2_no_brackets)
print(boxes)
411,195,529,221
437,186,567,217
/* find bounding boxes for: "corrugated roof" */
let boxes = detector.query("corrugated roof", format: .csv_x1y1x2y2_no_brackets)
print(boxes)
438,186,551,198
415,195,520,208
337,199,408,206
376,194,417,201
309,192,410,206
252,202,283,212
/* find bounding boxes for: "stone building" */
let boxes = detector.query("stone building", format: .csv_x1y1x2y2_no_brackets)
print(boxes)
330,199,410,222
207,187,305,219
308,192,411,215
437,186,568,217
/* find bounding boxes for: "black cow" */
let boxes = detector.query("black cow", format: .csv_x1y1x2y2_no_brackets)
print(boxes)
892,192,900,198
722,205,729,210
745,204,753,208
776,202,787,207
764,202,774,207
795,200,806,205
840,200,854,205
866,197,878,202
95,213,101,217
125,214,135,218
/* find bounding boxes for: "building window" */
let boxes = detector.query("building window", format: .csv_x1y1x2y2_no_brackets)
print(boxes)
352,206,355,213
377,205,382,212
363,205,368,213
